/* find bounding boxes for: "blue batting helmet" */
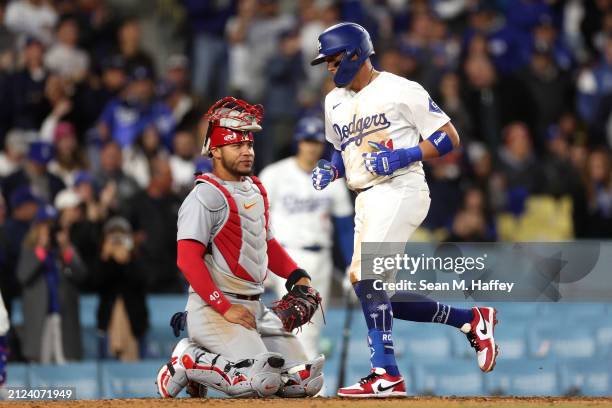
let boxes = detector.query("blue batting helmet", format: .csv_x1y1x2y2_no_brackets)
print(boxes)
310,22,374,88
294,117,325,143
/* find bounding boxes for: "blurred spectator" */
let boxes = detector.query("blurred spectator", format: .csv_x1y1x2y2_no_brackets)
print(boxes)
39,74,76,142
463,3,531,74
183,0,235,102
115,18,154,74
226,0,257,99
93,142,139,213
0,1,16,73
259,28,304,168
2,141,65,212
446,208,490,242
95,216,148,361
497,122,544,215
462,54,536,154
577,34,612,143
584,148,612,237
43,15,89,82
424,152,463,230
518,45,575,150
5,37,50,132
17,204,85,363
437,71,472,144
159,55,201,130
530,14,575,72
97,65,175,149
168,129,197,196
123,125,170,189
298,0,328,96
125,158,181,292
0,129,31,177
72,55,126,138
1,187,40,315
73,171,114,224
47,122,86,187
54,188,100,291
4,0,58,46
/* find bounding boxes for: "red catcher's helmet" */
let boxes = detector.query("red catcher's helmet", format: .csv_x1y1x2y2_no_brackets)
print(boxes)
201,96,264,156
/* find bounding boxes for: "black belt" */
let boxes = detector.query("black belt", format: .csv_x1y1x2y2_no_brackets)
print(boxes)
302,245,324,252
224,292,260,301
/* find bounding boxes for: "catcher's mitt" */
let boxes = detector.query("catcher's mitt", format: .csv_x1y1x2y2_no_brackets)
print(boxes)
271,285,323,332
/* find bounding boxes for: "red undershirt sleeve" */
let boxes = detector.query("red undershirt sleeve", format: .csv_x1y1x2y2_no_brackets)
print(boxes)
266,238,298,279
177,239,232,315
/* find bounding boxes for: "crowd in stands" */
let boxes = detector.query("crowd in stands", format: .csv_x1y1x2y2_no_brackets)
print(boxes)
0,0,610,363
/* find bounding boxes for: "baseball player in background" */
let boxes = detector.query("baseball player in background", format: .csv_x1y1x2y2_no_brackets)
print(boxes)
310,23,499,397
260,116,354,360
156,97,324,398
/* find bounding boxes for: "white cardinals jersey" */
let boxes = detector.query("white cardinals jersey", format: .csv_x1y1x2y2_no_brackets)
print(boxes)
259,157,353,249
324,71,450,191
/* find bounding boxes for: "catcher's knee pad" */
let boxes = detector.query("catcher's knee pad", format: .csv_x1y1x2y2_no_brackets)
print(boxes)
183,349,284,398
278,354,325,397
156,338,191,398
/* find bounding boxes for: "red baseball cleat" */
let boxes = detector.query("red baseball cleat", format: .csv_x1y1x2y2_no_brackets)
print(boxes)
461,306,499,372
337,367,406,398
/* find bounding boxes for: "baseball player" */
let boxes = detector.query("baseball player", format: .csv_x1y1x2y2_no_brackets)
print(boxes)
310,23,499,397
156,97,324,399
259,116,354,359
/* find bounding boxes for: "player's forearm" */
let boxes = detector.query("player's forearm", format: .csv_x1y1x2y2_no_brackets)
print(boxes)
177,239,232,315
266,238,298,278
418,121,460,161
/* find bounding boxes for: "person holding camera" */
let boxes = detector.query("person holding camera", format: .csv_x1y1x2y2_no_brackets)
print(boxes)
95,216,149,361
16,203,86,363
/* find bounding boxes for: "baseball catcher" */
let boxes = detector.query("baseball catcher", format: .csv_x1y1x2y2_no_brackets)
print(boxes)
156,97,324,398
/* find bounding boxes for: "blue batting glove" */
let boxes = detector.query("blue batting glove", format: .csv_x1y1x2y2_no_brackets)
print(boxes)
312,159,338,190
362,141,421,176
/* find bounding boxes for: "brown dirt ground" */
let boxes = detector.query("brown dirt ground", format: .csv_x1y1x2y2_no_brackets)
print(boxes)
1,397,612,408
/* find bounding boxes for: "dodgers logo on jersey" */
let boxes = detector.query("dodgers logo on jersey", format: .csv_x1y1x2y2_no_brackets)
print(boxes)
428,97,444,114
333,113,391,151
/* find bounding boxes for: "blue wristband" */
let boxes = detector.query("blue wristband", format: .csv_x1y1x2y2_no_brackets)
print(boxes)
426,130,453,156
331,150,345,178
398,146,423,166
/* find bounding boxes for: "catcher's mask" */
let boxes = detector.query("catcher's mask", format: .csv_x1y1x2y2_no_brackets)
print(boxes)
201,96,264,156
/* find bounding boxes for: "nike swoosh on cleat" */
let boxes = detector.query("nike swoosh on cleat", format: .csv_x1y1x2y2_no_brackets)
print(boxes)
478,308,488,335
333,103,342,110
377,380,403,392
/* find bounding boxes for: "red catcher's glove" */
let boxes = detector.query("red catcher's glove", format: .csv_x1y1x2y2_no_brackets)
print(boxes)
271,285,322,332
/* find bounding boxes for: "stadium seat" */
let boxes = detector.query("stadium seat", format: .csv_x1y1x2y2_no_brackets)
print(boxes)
81,326,99,360
79,295,99,327
147,295,185,328
146,327,180,358
29,362,99,399
100,360,166,398
559,358,612,396
528,326,597,359
412,360,484,396
484,359,559,396
6,363,29,388
400,325,452,360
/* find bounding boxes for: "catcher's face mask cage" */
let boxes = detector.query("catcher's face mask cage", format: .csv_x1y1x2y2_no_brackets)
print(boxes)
201,96,264,156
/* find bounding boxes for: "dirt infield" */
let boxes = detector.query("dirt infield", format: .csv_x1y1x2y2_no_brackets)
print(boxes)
1,397,612,408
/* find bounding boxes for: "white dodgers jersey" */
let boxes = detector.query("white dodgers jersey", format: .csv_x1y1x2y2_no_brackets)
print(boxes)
324,71,450,191
259,157,353,249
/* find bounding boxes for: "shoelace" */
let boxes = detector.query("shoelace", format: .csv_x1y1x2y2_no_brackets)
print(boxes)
359,372,381,385
466,331,481,351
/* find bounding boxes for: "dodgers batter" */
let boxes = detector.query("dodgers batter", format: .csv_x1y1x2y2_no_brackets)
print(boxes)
310,23,499,397
260,116,354,359
156,97,324,399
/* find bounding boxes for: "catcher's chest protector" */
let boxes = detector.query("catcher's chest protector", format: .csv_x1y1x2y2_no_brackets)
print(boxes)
195,174,270,283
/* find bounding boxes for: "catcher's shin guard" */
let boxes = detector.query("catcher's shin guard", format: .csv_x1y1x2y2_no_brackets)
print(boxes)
278,355,325,397
156,338,190,398
184,350,285,397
